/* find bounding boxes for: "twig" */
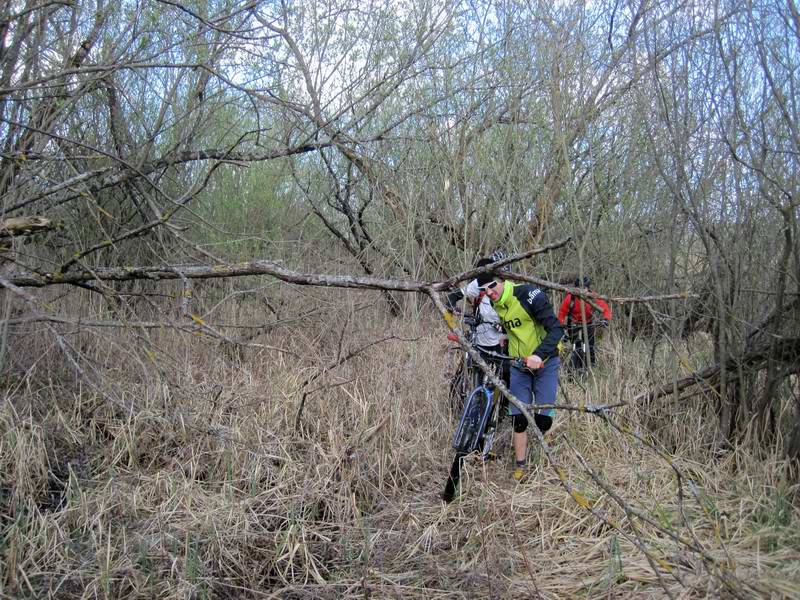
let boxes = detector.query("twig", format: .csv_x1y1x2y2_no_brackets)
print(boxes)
0,275,136,415
293,334,421,430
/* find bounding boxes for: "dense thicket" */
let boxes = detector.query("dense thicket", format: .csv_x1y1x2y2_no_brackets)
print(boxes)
3,0,797,458
1,0,799,596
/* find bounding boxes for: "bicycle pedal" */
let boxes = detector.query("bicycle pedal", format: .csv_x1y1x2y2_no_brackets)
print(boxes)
481,451,498,462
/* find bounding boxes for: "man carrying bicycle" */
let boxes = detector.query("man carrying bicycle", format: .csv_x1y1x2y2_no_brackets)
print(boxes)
558,276,611,370
477,264,563,481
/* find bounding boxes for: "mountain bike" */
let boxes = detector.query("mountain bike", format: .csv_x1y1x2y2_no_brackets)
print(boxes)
564,320,607,378
442,332,524,503
565,323,589,376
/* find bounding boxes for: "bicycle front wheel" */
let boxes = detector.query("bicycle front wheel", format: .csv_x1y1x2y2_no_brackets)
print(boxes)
452,385,493,454
480,392,504,461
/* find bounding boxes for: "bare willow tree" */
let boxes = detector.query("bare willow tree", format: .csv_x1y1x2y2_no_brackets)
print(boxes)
613,0,800,455
0,1,459,305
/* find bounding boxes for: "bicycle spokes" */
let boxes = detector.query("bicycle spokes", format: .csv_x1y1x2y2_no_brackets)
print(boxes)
452,387,493,454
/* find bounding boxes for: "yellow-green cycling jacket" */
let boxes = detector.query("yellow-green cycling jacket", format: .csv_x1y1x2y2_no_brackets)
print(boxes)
491,282,564,359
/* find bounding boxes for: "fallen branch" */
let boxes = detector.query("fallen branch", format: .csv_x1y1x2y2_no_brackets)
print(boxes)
633,335,800,404
509,271,697,304
0,237,561,293
0,216,53,238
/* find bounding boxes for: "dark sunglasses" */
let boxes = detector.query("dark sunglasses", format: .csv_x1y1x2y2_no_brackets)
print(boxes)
478,281,498,292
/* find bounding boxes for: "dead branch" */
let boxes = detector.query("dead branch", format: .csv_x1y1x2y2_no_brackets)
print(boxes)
4,238,570,292
0,216,53,238
634,336,800,404
509,271,697,304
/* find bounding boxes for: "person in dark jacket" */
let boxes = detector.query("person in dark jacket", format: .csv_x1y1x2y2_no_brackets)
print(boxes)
477,266,563,481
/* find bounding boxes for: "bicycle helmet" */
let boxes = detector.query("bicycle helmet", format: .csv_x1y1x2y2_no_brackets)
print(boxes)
574,276,591,288
489,249,511,272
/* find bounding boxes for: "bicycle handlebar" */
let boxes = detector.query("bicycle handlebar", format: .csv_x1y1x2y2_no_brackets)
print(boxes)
480,349,526,368
566,319,608,330
446,310,528,369
446,335,525,368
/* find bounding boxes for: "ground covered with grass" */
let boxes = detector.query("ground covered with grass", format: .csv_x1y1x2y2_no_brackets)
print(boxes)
2,298,799,598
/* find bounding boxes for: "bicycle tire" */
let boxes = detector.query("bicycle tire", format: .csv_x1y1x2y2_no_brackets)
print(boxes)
448,358,468,413
443,386,498,502
452,385,493,454
567,326,588,375
449,349,483,412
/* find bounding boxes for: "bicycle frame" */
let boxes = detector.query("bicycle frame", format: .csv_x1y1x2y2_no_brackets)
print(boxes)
447,328,522,456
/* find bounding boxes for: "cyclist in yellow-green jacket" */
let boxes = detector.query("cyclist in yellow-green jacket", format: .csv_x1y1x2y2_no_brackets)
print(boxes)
476,264,563,481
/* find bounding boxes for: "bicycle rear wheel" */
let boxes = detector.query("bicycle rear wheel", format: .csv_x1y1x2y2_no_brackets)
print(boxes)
448,355,469,413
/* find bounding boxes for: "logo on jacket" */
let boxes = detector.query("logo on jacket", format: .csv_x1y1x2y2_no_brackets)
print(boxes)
527,289,541,303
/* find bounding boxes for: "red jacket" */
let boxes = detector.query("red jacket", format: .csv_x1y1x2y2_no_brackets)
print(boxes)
558,293,611,324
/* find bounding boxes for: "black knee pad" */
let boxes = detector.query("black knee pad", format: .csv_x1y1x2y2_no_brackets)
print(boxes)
534,414,553,433
512,414,528,433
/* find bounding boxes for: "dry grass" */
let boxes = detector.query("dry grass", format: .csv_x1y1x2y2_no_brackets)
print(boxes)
2,290,799,599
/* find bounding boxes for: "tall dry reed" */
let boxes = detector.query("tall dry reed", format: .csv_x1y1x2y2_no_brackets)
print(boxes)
1,289,798,599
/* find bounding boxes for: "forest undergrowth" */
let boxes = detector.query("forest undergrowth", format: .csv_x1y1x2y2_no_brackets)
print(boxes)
1,290,799,599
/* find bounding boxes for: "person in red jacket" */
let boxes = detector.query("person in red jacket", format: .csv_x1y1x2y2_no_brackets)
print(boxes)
558,276,611,370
